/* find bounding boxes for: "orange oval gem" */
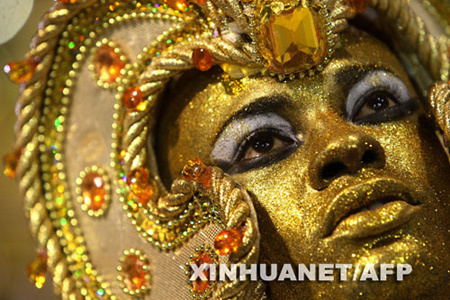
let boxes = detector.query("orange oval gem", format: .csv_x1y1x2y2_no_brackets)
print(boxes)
182,158,212,188
4,58,37,84
214,228,243,255
192,251,214,294
192,48,213,72
120,254,150,291
165,0,188,11
93,45,125,84
81,172,106,211
126,167,154,205
122,86,143,110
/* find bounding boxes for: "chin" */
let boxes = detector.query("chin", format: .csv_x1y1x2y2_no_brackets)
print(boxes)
265,257,449,300
335,225,450,299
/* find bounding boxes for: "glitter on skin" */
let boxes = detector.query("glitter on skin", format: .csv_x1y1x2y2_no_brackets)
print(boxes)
157,31,450,299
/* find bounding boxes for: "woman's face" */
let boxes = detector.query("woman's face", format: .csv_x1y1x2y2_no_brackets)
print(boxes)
157,31,450,298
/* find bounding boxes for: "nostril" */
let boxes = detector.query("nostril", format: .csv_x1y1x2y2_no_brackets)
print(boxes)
361,149,378,165
321,162,348,181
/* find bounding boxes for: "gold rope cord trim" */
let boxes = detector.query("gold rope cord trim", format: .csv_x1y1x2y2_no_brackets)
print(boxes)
369,0,449,82
429,82,450,149
206,167,263,299
16,1,98,297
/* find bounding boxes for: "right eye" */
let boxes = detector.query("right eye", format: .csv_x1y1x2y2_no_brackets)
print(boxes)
211,113,301,174
346,70,418,124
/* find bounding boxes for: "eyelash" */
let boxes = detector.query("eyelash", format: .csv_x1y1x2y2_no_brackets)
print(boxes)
214,73,416,173
235,128,284,159
349,88,417,124
227,128,300,174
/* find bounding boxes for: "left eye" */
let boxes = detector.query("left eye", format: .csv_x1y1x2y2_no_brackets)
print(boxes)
239,129,295,160
352,90,398,123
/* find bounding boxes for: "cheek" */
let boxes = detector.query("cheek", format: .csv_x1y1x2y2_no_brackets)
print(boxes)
374,116,450,188
162,113,218,180
231,149,326,259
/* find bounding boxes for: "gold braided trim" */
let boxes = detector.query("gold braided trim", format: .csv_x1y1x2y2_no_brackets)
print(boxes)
369,0,449,82
429,82,450,149
205,167,263,299
15,0,117,298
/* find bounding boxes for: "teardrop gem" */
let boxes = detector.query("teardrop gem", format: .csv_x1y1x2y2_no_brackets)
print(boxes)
126,167,154,205
25,251,48,289
4,58,37,84
3,150,21,179
182,158,212,188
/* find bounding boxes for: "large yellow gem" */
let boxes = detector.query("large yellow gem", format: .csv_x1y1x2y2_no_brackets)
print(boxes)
261,7,326,74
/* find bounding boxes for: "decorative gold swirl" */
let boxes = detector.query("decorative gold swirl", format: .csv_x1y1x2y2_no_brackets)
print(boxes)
369,0,449,82
14,0,103,298
429,82,450,149
206,167,263,299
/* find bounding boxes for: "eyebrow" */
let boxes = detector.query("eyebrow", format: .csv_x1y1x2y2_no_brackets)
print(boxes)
334,65,396,95
213,93,291,144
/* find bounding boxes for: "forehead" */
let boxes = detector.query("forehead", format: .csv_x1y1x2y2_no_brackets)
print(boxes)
174,30,412,129
158,30,415,176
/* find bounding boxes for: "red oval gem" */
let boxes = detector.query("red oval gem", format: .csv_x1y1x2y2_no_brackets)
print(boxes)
122,86,144,110
214,229,243,255
192,48,213,72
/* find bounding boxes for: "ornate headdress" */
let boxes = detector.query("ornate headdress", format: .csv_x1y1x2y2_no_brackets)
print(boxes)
3,0,449,298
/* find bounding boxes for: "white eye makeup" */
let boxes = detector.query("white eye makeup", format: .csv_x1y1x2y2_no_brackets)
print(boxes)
346,70,418,124
210,71,417,174
212,113,301,174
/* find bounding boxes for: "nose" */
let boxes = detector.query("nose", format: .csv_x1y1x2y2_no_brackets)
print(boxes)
308,134,385,190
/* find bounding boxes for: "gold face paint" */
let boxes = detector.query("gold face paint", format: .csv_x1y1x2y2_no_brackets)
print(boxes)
157,30,450,299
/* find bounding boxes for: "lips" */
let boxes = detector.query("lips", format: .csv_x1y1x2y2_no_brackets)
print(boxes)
322,178,422,239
